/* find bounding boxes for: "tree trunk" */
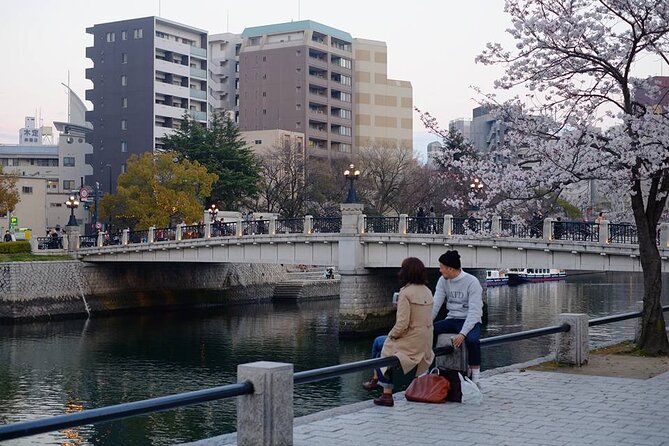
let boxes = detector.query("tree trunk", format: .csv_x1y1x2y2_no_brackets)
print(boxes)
633,201,669,355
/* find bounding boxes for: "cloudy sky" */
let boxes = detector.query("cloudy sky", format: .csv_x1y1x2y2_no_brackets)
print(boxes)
2,0,665,158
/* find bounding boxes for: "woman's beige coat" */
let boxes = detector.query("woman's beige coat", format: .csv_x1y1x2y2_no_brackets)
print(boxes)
381,284,434,375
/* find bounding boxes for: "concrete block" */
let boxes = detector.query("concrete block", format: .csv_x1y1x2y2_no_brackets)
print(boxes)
237,361,294,446
555,313,589,366
435,333,468,372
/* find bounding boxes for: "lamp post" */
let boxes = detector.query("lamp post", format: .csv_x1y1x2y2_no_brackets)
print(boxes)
344,164,360,203
65,195,79,227
469,178,484,212
208,204,218,222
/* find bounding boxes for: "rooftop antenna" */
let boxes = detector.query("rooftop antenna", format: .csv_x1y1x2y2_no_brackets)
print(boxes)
67,70,71,123
227,9,229,32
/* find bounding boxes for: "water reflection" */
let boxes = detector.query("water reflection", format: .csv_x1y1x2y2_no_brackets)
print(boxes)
0,272,667,445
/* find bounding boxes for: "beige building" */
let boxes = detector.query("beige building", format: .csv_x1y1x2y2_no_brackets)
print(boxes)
0,177,48,238
241,129,305,156
353,38,413,151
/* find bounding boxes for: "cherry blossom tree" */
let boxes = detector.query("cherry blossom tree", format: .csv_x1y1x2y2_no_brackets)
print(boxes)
423,0,669,354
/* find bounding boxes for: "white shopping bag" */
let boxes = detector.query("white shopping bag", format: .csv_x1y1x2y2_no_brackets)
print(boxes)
459,373,482,405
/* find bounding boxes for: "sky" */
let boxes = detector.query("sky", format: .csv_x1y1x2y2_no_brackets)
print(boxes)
7,0,665,160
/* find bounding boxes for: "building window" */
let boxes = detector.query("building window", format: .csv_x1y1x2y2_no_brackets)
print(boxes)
262,56,267,62
254,140,262,145
121,53,127,64
121,119,127,130
262,109,267,115
121,97,127,108
63,157,75,167
121,75,127,86
262,91,266,97
121,30,127,40
106,32,115,42
133,28,143,39
22,186,33,194
63,180,75,190
121,163,127,173
121,141,127,152
50,202,63,208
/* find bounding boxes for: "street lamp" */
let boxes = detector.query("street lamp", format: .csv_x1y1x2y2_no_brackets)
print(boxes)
65,195,79,227
469,178,484,193
208,204,218,222
344,164,360,203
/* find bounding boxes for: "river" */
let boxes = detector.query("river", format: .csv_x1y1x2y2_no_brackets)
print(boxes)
0,271,667,445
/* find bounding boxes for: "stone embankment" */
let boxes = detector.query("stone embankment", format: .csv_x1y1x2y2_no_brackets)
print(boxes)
0,261,338,320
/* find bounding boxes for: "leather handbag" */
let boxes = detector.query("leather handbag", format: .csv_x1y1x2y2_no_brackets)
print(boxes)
404,370,450,403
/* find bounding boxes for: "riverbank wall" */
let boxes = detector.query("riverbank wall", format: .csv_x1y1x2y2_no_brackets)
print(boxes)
0,261,337,321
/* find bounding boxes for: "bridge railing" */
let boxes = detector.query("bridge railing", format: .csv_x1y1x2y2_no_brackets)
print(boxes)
553,221,599,242
607,223,637,244
452,217,491,234
406,217,443,234
79,235,97,248
242,219,269,235
276,218,304,234
127,229,149,244
181,224,204,240
312,217,341,233
365,216,399,233
154,227,176,242
500,219,530,238
3,306,666,444
36,236,64,250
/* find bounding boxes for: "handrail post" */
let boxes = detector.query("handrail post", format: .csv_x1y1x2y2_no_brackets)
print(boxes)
357,214,365,234
97,231,105,247
176,224,184,241
399,214,408,234
492,215,501,236
236,218,243,237
443,214,453,237
543,218,553,241
303,215,313,234
237,361,293,446
599,220,609,244
121,228,129,245
269,215,277,235
204,221,212,239
556,313,588,366
148,226,155,244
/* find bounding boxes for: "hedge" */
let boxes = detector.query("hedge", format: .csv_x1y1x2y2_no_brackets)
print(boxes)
0,241,32,254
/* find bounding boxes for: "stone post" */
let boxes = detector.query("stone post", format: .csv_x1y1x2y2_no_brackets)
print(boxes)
340,203,363,234
435,334,468,372
204,221,212,239
599,220,610,244
491,215,502,236
303,215,313,234
97,231,105,247
236,218,243,237
121,228,130,245
443,214,453,237
148,226,155,244
237,361,293,446
269,215,277,235
399,214,408,234
543,218,553,241
67,229,80,252
659,222,669,249
357,213,365,234
555,313,589,366
176,224,184,241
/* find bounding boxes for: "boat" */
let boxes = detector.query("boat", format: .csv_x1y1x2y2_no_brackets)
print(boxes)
485,269,509,286
507,268,566,285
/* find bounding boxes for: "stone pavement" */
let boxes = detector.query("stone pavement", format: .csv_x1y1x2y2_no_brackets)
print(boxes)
188,369,669,446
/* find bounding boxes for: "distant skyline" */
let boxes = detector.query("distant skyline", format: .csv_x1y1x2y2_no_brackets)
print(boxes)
1,0,667,159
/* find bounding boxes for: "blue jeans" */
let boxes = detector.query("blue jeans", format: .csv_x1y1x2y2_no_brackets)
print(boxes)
433,319,481,367
371,335,387,358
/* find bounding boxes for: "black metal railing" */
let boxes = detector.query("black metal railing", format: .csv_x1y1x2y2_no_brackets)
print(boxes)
36,236,64,250
406,217,443,234
217,222,238,236
500,219,530,238
128,229,149,244
153,227,176,242
181,224,204,240
365,216,399,233
556,221,599,242
79,235,97,248
1,306,667,442
312,217,341,233
608,223,637,244
276,218,304,234
452,217,489,234
242,220,269,235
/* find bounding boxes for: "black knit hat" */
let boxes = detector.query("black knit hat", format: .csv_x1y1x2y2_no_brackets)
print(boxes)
439,250,461,269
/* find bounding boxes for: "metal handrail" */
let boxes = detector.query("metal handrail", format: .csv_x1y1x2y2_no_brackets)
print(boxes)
0,382,254,442
480,323,570,347
589,305,669,326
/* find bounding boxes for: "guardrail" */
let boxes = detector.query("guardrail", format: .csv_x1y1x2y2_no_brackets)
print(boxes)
3,306,666,444
36,236,63,250
365,216,399,233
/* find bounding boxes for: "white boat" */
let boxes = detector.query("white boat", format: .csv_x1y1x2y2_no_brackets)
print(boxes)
485,269,509,286
507,268,566,285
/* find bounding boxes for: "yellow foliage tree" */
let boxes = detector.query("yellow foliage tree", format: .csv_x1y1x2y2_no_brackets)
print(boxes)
100,152,218,229
0,166,19,216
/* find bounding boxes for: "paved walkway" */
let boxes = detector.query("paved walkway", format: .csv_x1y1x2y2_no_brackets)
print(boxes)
188,369,669,446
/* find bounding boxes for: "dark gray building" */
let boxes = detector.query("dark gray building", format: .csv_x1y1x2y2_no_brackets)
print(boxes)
85,17,208,192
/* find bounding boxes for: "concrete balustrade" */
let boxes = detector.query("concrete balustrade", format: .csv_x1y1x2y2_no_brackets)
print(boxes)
269,215,277,235
399,214,408,234
555,313,589,366
176,224,184,241
303,215,312,234
444,214,453,237
121,229,129,245
148,226,155,243
599,220,609,243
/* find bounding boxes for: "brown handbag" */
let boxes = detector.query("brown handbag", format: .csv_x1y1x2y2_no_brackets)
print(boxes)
404,370,450,403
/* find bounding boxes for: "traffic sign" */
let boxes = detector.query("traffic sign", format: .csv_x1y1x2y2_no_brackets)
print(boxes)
80,188,89,199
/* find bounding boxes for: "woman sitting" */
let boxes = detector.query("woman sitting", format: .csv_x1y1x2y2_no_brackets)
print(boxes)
362,257,435,407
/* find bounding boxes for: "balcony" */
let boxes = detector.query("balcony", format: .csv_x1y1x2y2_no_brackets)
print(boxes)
190,46,207,58
155,81,190,98
188,110,207,121
190,67,207,79
155,59,190,77
155,103,188,120
190,89,207,100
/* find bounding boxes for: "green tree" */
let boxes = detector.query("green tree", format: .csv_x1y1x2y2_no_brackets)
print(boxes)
163,112,262,210
99,152,217,229
0,167,19,216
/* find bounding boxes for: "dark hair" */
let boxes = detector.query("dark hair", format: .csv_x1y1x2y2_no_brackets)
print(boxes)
599,211,604,217
398,257,428,286
438,250,461,269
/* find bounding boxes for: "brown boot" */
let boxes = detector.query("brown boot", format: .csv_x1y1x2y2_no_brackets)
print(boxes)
362,377,380,391
373,393,394,407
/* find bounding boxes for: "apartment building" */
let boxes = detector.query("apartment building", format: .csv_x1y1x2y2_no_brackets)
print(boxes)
208,33,242,123
237,20,355,160
353,38,412,151
85,17,208,191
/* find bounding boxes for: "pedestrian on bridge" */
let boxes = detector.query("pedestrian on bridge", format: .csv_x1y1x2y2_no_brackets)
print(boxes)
432,250,483,385
361,257,434,407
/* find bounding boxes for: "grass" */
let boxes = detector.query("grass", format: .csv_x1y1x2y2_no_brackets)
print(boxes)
0,253,75,262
